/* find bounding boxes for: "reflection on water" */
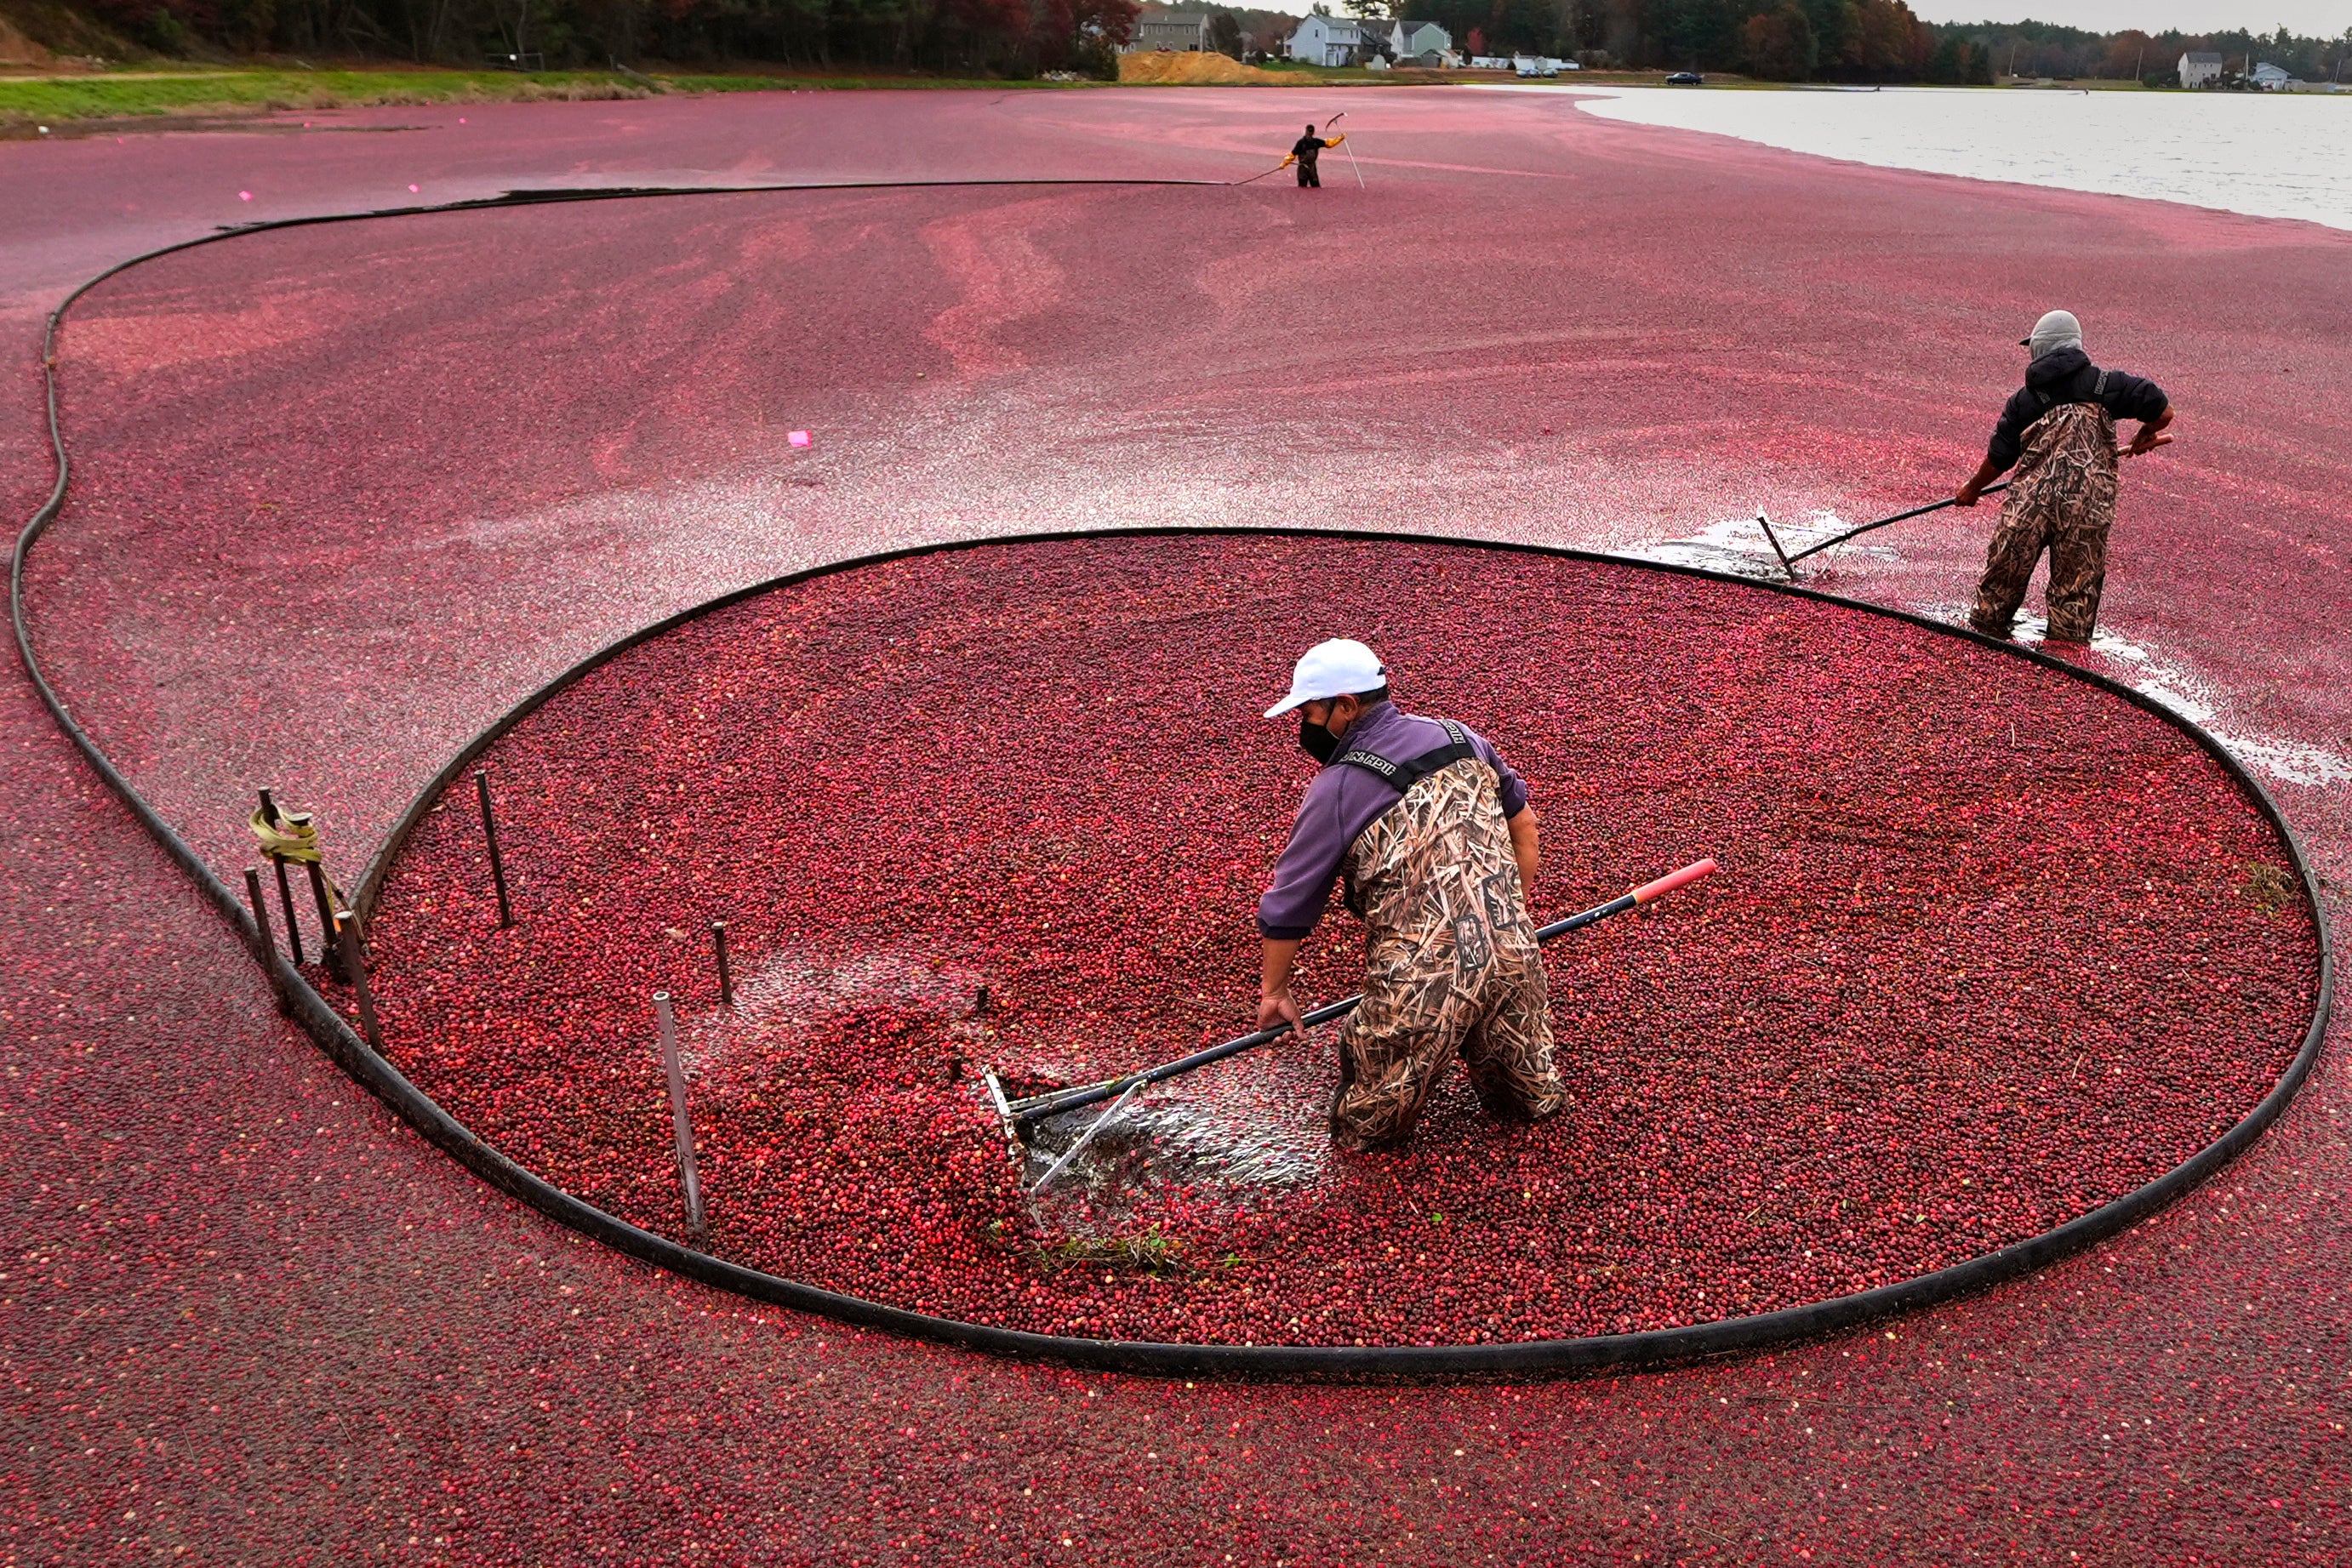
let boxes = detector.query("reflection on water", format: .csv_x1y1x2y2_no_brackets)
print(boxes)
1546,84,2352,231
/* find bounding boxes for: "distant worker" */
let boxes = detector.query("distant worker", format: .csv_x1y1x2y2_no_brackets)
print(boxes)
1955,309,2173,643
1281,123,1346,188
1255,639,1564,1150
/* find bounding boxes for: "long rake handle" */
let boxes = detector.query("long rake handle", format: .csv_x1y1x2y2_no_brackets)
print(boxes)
1780,482,2007,567
1008,858,1717,1129
1780,443,2149,572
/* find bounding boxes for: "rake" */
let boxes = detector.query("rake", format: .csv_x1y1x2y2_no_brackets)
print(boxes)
1755,484,2009,582
984,857,1719,1155
1760,444,2155,581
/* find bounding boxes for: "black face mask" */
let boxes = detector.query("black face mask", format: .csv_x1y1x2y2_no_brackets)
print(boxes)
1299,715,1341,763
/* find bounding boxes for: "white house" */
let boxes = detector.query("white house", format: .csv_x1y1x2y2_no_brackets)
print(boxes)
2252,60,2293,89
1286,14,1369,66
2178,50,2224,88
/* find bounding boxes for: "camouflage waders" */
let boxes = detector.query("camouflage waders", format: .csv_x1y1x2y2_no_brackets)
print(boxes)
1970,401,2119,643
1329,757,1565,1150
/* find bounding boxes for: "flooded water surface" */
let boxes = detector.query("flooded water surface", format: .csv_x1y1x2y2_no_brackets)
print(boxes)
1557,84,2352,231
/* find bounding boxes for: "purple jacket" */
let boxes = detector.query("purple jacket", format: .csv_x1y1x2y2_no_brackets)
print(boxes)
1257,702,1529,940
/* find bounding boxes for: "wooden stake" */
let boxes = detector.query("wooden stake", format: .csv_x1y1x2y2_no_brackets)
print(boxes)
476,770,515,928
654,991,706,1234
334,909,385,1053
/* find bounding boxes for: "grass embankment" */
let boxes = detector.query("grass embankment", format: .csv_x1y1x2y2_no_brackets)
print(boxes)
2,67,642,125
0,60,1090,130
2,55,1910,130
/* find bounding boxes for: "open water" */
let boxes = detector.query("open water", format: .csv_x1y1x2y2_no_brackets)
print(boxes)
1556,84,2352,231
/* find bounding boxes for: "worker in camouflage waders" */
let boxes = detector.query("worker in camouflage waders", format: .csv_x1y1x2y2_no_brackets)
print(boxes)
1256,639,1564,1151
1955,309,2174,642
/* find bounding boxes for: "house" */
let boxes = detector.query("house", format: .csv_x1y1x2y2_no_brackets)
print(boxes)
2252,61,2293,89
1383,20,1452,64
1128,12,1212,52
1285,14,1370,66
2178,51,2224,88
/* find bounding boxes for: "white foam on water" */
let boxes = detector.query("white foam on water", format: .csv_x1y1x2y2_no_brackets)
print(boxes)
1619,510,1898,578
1917,602,2352,789
675,941,989,1078
2206,736,2352,789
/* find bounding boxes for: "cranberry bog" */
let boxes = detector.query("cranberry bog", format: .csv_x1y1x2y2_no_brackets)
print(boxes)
13,90,2352,1562
335,529,2321,1365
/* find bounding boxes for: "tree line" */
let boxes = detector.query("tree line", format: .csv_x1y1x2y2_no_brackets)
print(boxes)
45,0,2352,84
64,0,1145,76
1312,0,2352,83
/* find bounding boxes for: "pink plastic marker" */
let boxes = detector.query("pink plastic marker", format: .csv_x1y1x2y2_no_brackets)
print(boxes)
239,191,253,202
788,430,812,448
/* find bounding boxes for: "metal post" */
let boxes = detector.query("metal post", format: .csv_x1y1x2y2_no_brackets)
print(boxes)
259,790,303,965
293,818,339,968
476,770,515,928
711,921,734,1006
333,909,386,1053
243,866,301,1018
243,867,277,963
654,991,706,1234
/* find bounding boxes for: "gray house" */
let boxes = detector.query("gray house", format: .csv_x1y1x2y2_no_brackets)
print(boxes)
1287,14,1453,66
2178,50,2224,88
1129,12,1212,51
1384,20,1453,64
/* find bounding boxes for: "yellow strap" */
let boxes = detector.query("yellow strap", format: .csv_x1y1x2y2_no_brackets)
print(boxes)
249,807,347,910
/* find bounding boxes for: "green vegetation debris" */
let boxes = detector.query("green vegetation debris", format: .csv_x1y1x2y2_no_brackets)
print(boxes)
1043,1226,1185,1275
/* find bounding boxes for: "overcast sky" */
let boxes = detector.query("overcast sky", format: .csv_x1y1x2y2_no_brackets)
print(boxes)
1908,0,2349,33
1250,2,2352,37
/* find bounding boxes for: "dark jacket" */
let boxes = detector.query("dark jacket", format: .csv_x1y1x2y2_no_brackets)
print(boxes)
1987,345,2166,474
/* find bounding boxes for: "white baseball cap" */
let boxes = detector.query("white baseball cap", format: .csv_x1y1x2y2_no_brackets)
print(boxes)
1264,638,1386,718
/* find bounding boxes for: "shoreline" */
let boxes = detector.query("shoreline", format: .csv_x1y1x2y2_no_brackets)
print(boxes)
8,57,2254,134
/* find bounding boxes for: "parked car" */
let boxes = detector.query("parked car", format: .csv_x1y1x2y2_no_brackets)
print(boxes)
1665,71,1704,85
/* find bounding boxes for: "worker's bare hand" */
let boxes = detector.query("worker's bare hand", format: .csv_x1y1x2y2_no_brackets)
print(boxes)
1258,987,1304,1040
2127,430,2174,457
1953,487,1981,508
